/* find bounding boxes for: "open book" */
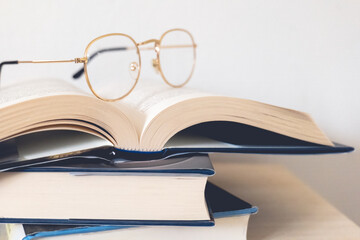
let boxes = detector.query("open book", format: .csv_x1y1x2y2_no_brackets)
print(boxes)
0,79,352,163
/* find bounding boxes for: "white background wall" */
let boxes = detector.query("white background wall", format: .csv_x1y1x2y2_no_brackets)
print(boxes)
0,0,359,224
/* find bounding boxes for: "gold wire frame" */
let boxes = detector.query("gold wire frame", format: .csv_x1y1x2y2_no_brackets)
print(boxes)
1,29,197,102
82,28,197,101
158,28,197,88
83,33,142,102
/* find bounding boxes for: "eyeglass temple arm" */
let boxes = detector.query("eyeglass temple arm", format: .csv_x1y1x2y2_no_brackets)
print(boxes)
0,59,85,86
0,50,118,84
0,61,18,84
72,47,127,79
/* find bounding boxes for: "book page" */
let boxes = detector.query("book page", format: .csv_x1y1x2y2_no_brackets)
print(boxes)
0,79,140,149
0,79,87,108
121,79,214,136
0,78,333,151
122,80,333,150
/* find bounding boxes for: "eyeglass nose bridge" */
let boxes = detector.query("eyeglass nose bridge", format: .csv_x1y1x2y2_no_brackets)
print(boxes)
137,39,160,53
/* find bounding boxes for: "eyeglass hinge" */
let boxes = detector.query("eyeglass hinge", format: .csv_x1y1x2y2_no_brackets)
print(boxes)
74,57,87,63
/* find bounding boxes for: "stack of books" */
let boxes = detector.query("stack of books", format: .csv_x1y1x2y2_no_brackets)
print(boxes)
0,79,352,239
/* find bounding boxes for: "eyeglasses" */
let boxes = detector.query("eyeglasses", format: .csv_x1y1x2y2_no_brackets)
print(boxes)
0,28,197,101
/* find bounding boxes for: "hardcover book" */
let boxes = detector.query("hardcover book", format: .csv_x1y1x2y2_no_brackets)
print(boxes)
4,182,258,240
0,155,215,226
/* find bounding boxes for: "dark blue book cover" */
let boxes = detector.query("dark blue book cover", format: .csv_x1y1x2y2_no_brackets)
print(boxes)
0,126,353,172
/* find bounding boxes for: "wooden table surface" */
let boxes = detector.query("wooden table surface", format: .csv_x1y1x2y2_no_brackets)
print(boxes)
210,157,360,240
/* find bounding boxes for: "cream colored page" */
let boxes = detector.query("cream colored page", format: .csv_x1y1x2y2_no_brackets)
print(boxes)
0,79,145,147
121,80,213,137
0,79,88,108
123,80,333,149
0,79,211,145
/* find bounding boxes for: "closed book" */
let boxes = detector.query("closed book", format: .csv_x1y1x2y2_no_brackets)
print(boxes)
0,155,214,226
4,182,258,240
